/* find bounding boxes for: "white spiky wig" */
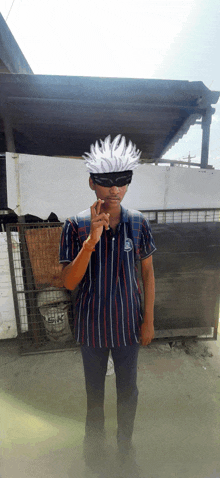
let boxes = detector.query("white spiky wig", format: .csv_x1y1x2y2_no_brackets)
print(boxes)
82,134,141,173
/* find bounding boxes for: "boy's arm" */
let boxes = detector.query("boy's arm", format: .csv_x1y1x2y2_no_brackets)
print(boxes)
61,199,109,290
140,255,155,346
62,243,95,290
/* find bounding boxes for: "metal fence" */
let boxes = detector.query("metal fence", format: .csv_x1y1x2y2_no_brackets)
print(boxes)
6,222,77,354
140,208,220,224
6,209,220,354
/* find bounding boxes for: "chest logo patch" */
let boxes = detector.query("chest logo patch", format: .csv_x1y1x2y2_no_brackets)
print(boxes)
124,238,133,252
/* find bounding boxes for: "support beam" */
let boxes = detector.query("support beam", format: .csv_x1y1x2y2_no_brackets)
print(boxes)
7,96,207,115
200,107,215,169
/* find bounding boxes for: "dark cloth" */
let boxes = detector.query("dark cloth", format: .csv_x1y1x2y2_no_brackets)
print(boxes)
81,343,140,441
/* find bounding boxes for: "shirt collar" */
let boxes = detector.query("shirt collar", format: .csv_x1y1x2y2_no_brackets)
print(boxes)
120,206,129,223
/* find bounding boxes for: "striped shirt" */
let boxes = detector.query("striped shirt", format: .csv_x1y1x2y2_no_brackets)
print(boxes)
59,206,156,348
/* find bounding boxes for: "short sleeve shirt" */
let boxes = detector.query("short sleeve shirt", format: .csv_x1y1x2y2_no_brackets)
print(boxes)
59,206,156,348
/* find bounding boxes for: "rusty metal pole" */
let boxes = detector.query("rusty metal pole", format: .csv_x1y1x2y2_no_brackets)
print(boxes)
200,107,214,169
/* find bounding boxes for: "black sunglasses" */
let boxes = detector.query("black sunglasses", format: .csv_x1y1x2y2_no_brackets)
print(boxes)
90,171,133,188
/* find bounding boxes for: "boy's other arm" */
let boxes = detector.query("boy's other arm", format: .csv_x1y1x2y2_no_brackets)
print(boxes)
140,255,155,345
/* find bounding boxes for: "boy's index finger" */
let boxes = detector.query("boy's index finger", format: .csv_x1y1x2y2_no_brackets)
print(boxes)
90,199,103,218
96,199,102,216
90,201,98,219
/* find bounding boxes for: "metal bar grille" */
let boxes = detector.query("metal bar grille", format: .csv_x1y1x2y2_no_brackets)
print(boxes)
5,209,219,355
140,208,220,224
6,222,76,354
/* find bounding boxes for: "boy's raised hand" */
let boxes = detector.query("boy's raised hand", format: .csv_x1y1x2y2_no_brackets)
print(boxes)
90,199,110,245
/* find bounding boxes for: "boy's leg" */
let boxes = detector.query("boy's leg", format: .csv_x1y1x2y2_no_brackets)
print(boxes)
111,343,139,446
80,344,109,439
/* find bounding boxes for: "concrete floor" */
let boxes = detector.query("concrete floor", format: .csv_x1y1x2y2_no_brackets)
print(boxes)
0,335,220,478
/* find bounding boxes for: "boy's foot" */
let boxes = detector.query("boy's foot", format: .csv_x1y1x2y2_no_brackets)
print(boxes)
83,431,107,472
117,440,140,478
117,436,136,461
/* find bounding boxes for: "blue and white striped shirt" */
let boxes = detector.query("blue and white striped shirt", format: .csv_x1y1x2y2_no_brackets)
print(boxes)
59,206,156,348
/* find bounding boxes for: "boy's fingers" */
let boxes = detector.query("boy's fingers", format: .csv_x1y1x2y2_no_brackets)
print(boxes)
92,219,108,230
90,199,103,218
91,215,110,230
96,199,102,216
90,200,100,219
92,212,109,224
90,201,97,219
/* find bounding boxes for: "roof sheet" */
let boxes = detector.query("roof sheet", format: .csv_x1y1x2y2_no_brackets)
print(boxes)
0,14,33,74
0,74,219,158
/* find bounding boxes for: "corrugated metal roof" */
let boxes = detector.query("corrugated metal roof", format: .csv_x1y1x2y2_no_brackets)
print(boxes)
0,74,219,158
0,14,33,74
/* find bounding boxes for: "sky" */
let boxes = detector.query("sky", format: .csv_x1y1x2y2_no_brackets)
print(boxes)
1,0,220,168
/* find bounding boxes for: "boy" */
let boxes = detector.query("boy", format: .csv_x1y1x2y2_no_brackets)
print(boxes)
59,134,156,458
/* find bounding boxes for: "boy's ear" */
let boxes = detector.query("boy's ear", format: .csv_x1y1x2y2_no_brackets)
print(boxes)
89,177,95,190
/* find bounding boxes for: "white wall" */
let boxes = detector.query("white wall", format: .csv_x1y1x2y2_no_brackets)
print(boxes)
6,153,220,221
126,164,220,210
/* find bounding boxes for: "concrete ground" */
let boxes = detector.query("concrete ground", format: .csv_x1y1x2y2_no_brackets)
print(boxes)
0,334,220,478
